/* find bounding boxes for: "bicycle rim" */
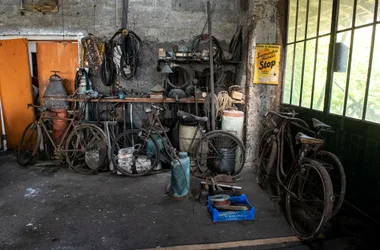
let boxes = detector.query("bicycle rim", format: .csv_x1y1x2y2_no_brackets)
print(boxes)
111,129,160,177
17,122,41,167
256,134,277,185
317,150,346,218
65,124,107,175
194,130,245,175
285,162,334,240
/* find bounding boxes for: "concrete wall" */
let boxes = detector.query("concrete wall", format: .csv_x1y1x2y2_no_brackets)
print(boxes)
239,0,284,166
0,0,239,93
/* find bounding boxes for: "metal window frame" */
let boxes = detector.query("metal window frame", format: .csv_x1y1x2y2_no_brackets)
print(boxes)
284,0,380,123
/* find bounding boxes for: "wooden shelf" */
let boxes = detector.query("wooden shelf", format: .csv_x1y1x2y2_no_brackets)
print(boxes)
64,97,245,104
158,58,242,65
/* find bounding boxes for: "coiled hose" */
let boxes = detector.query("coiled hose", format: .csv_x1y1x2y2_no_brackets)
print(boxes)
111,29,141,80
100,42,116,86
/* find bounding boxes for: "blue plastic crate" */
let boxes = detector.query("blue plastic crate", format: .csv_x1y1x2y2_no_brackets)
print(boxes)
208,194,255,223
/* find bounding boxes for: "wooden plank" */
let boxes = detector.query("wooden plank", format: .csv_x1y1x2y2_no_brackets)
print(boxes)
144,236,299,250
64,97,245,104
37,42,78,105
0,39,35,149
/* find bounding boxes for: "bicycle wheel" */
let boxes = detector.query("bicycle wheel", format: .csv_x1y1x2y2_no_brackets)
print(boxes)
111,129,160,177
285,160,334,240
17,122,41,166
259,129,275,156
194,130,245,175
256,133,277,185
65,124,108,174
316,150,346,218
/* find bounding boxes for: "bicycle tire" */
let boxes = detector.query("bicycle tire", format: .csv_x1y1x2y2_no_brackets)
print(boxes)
194,130,245,175
17,122,41,167
65,124,108,175
111,129,160,177
285,160,334,240
259,129,275,156
256,133,277,186
316,150,346,218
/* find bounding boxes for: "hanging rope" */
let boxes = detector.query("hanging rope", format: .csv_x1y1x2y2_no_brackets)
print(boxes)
217,91,233,117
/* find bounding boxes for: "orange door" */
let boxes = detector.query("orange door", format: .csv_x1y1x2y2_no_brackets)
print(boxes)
36,42,78,104
0,39,35,149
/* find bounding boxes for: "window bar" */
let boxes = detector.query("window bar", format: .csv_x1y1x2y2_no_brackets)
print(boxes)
342,0,358,117
290,0,300,104
362,0,379,121
310,0,322,109
323,0,339,113
299,0,310,107
281,0,291,104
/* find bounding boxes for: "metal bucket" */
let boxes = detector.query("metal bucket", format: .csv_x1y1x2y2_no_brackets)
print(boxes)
213,147,236,175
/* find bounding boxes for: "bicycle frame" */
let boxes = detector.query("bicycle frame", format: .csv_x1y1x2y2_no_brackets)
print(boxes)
38,111,83,153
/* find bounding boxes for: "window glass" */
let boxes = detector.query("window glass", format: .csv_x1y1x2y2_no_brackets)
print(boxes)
301,39,316,108
291,43,305,105
288,0,297,43
296,0,308,41
283,45,295,104
307,0,319,38
338,0,354,30
319,0,333,35
356,0,375,26
330,31,351,115
345,26,373,119
366,24,380,122
312,36,330,111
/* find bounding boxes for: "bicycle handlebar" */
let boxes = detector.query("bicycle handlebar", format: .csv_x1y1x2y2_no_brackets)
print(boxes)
177,110,208,123
265,110,309,128
28,104,47,112
151,105,163,111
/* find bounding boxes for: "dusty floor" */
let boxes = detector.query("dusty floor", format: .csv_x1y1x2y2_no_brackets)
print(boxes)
0,152,299,249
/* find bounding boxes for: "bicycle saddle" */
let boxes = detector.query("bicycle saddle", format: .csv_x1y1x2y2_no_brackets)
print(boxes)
312,118,332,130
296,132,324,145
177,110,208,123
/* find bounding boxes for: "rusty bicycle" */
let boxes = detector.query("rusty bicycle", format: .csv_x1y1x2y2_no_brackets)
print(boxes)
17,102,107,174
257,110,335,240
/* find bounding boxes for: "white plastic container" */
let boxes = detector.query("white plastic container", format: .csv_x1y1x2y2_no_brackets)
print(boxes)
221,110,244,140
179,124,202,153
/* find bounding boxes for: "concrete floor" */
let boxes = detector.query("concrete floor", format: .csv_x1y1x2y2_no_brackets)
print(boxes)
0,152,298,249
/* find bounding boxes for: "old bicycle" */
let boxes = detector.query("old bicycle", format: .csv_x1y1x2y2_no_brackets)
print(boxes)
110,105,245,177
17,102,107,174
257,110,335,240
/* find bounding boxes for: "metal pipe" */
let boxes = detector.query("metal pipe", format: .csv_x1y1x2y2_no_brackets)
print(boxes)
115,0,119,27
129,103,133,129
122,0,129,28
0,98,7,151
207,1,215,131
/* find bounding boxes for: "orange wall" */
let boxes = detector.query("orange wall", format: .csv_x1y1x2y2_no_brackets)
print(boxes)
37,42,78,104
0,39,35,149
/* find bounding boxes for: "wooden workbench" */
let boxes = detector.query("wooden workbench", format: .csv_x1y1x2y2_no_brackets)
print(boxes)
66,97,245,104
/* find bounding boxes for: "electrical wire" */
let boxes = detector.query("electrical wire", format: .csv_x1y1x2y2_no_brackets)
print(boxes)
100,42,116,86
110,28,141,80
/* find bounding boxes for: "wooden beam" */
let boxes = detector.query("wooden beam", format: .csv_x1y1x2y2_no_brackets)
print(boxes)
62,97,245,104
144,236,299,250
